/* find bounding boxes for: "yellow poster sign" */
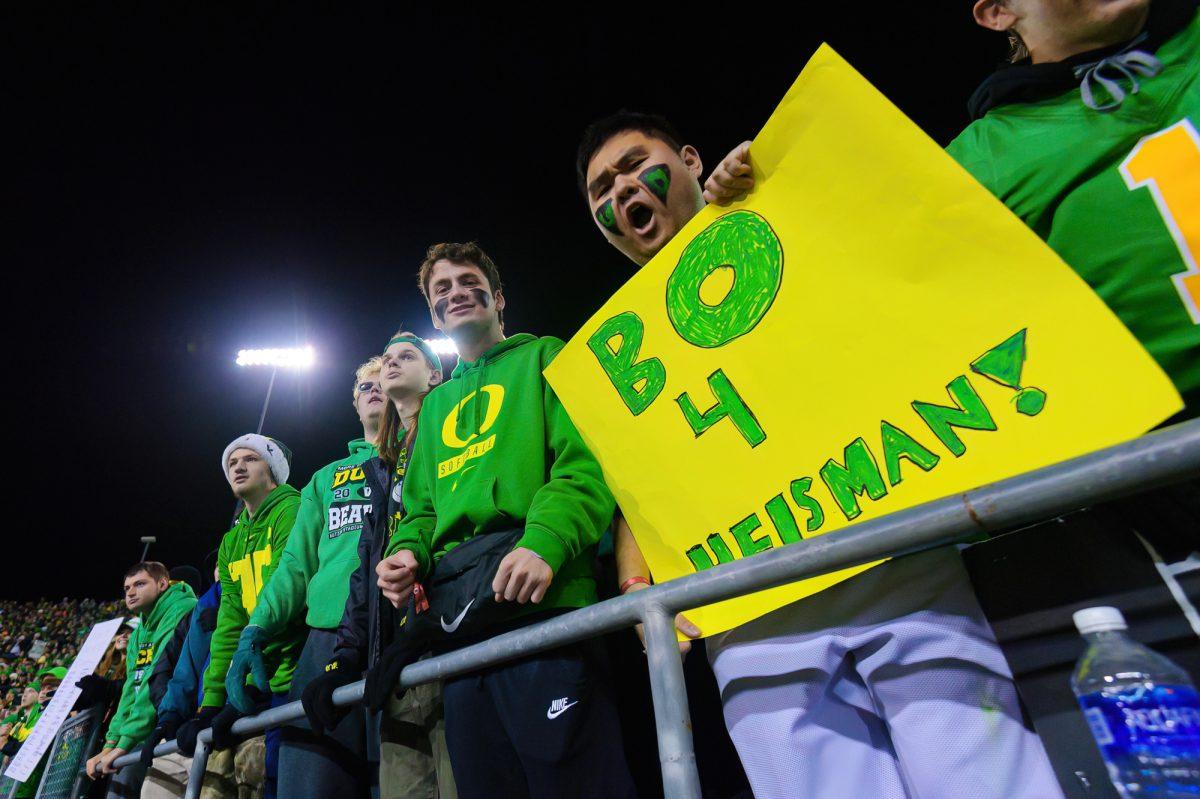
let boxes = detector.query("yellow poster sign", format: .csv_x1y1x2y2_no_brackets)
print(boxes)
545,45,1182,636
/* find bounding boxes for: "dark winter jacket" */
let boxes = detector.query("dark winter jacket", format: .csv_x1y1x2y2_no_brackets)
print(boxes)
334,455,397,669
147,615,194,709
153,583,221,723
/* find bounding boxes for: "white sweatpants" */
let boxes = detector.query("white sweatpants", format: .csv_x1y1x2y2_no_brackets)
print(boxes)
707,546,1064,799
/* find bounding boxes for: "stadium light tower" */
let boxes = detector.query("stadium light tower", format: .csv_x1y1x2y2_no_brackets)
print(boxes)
428,337,458,357
235,345,316,434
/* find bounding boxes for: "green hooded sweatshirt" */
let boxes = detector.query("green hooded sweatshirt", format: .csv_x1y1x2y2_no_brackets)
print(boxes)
387,333,615,613
12,703,44,798
203,484,304,707
251,439,379,633
11,703,39,743
104,582,197,750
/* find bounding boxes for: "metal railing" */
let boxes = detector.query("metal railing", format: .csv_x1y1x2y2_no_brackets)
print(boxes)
34,707,102,799
109,419,1200,799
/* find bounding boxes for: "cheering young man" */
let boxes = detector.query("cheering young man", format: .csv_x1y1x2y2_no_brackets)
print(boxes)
373,242,635,799
576,111,1063,799
705,4,1198,782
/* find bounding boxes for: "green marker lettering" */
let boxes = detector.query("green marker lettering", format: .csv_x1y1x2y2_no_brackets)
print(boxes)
676,369,767,448
820,437,888,521
666,210,783,349
730,512,774,557
880,420,940,486
789,477,825,533
912,376,997,457
586,312,665,416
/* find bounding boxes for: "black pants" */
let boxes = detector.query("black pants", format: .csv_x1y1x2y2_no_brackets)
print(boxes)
442,641,637,799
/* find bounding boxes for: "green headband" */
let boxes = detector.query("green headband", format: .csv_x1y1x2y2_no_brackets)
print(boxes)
385,335,444,375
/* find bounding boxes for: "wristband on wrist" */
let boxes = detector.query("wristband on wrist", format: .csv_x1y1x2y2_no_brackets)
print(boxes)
619,576,651,594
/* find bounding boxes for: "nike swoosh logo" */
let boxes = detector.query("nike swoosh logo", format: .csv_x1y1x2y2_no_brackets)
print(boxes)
440,599,474,633
547,700,579,720
451,465,476,492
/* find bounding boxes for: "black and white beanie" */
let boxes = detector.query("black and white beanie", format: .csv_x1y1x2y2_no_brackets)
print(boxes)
221,433,291,486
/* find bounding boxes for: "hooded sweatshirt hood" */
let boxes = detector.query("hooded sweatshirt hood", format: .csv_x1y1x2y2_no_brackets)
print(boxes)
447,333,538,446
239,482,298,524
142,581,197,629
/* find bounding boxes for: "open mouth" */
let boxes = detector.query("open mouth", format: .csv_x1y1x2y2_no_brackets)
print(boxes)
368,395,385,404
625,201,655,235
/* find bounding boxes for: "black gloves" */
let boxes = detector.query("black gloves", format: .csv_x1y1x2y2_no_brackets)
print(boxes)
175,706,220,757
364,629,424,713
301,655,360,735
208,702,247,751
74,674,116,711
139,713,183,768
209,687,269,751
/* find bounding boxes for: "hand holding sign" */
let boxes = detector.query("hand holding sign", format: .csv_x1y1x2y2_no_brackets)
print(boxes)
545,45,1181,637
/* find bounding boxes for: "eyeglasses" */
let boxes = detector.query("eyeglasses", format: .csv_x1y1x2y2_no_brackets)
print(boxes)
357,381,380,394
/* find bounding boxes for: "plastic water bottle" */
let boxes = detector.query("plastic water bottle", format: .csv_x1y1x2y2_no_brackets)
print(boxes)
1072,606,1200,797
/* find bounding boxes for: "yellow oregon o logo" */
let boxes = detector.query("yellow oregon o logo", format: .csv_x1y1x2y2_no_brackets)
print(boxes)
441,385,505,448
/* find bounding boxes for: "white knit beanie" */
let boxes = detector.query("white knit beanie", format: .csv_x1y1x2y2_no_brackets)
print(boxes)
221,433,291,486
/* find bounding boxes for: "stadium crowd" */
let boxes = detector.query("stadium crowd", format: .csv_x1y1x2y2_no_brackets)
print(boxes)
0,599,126,798
0,600,123,718
3,2,1197,798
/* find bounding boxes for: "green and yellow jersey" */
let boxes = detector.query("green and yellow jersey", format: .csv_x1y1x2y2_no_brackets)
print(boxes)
948,5,1199,412
202,484,303,707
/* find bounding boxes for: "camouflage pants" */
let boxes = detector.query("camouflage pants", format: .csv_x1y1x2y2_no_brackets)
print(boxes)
198,735,264,799
380,680,455,799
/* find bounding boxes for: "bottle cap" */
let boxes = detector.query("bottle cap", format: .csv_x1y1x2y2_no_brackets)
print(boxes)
1073,606,1127,634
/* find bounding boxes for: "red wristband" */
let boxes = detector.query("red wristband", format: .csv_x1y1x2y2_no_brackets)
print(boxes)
619,576,651,594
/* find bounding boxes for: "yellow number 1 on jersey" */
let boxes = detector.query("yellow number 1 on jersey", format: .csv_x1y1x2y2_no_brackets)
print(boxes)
1121,118,1200,324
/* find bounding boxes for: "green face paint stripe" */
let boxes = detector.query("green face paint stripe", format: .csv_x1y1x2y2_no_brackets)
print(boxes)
639,163,671,203
595,199,621,235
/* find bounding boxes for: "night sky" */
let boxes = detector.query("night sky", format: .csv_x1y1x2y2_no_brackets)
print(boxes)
9,7,1004,600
